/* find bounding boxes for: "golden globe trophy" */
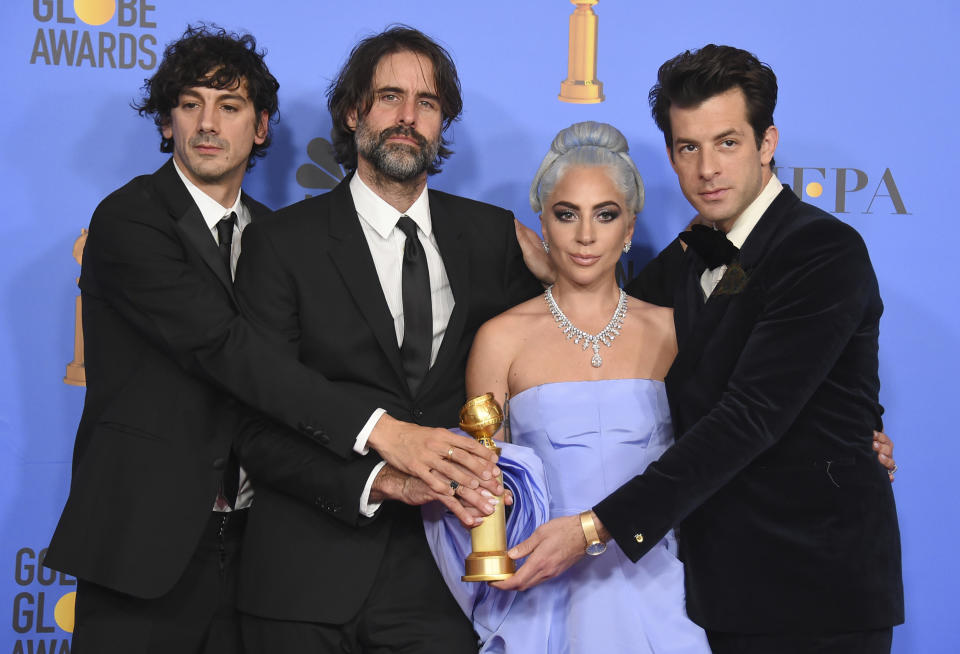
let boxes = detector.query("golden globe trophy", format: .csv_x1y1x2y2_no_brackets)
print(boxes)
559,0,604,104
459,393,515,581
64,229,88,387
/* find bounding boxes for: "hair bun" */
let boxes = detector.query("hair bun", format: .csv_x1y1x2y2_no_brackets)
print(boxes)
530,121,644,214
550,121,629,157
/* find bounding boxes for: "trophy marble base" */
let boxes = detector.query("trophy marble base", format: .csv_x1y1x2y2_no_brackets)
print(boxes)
462,551,516,582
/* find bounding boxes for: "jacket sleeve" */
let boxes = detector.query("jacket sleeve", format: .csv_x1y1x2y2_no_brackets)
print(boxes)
595,219,880,561
235,411,381,527
624,238,685,307
81,191,372,458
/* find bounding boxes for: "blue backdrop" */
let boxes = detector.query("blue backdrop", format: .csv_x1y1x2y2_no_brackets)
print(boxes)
1,1,956,652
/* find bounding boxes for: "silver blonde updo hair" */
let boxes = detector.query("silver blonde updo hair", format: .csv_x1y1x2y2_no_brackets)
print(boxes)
529,121,645,215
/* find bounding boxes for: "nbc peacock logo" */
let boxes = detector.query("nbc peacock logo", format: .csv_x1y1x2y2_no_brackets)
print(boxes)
296,136,345,198
29,0,159,69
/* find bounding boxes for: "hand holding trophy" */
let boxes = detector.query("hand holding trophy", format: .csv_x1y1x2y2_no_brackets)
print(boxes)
459,393,515,582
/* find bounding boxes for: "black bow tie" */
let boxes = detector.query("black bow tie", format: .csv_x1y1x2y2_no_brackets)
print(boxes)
679,224,739,269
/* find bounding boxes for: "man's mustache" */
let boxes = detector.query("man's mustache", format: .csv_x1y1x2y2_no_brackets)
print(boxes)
377,126,427,148
189,135,229,149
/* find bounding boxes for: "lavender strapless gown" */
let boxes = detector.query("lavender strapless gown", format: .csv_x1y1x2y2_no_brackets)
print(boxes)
423,379,710,654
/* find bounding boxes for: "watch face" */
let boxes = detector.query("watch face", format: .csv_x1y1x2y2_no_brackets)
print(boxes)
585,541,607,556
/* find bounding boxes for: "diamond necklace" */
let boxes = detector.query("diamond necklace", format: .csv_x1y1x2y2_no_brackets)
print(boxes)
544,285,628,368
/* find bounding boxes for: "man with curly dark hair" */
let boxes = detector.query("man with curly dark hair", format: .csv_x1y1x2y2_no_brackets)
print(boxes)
44,24,279,654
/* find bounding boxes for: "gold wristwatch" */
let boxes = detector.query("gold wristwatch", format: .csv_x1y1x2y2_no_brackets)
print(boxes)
579,510,607,556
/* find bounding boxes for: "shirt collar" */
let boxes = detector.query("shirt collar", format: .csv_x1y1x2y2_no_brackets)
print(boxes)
349,172,432,239
724,174,782,249
172,159,248,231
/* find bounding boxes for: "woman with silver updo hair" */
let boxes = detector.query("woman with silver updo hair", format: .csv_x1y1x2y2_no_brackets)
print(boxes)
424,121,710,653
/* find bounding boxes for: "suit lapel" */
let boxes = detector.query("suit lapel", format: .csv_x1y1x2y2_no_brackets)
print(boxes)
418,191,470,397
669,186,798,383
326,177,407,387
154,160,237,303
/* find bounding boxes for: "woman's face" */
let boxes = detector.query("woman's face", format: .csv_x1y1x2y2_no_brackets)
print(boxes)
541,165,635,287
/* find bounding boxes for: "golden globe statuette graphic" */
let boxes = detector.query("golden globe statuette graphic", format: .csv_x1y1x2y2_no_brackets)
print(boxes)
459,393,515,581
559,0,604,104
64,229,87,386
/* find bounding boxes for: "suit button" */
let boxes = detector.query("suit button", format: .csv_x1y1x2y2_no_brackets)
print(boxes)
412,407,424,419
314,431,330,444
212,458,226,470
634,533,644,543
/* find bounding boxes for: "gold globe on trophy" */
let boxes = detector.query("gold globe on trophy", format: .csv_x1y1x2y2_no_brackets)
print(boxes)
459,393,515,581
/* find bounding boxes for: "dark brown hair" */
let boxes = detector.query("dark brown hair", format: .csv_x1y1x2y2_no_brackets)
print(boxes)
326,25,463,174
650,44,777,165
133,24,280,169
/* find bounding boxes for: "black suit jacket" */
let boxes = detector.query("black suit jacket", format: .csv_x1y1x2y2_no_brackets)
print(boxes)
597,187,903,634
44,161,387,598
231,176,540,624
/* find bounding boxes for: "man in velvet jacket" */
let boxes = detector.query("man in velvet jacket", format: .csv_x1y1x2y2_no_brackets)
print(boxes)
501,45,903,653
230,27,540,653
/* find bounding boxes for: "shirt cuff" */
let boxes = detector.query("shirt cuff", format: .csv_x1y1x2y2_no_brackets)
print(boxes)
359,461,387,517
355,408,387,455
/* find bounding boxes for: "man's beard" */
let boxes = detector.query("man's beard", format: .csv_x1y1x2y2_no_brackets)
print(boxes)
355,122,440,181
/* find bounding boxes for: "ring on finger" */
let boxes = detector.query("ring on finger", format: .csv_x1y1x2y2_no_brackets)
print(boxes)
890,463,898,474
446,447,455,461
450,480,460,492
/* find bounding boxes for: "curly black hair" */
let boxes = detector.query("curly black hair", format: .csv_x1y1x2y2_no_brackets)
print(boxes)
649,44,778,166
133,24,280,169
326,25,463,175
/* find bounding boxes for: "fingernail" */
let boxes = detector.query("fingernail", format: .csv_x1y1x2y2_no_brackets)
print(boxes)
488,497,499,506
873,441,879,449
480,489,493,498
492,467,501,477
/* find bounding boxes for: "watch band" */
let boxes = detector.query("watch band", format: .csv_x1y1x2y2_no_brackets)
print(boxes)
579,510,601,546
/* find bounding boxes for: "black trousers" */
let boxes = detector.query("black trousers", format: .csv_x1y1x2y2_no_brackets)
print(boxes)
241,514,476,654
707,627,894,654
72,510,247,654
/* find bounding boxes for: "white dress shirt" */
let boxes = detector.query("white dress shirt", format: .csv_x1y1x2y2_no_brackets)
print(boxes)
700,175,783,300
349,172,455,516
173,160,254,511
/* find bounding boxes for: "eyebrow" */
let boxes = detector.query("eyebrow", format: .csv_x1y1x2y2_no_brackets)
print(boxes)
552,200,622,211
181,89,249,104
674,127,745,147
375,86,440,103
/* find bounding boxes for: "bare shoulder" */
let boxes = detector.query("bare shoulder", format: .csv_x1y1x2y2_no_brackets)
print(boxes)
626,296,674,332
476,295,547,340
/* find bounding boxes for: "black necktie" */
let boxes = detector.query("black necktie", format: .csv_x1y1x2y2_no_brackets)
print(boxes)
678,224,739,269
216,213,237,277
215,212,239,506
397,215,432,396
